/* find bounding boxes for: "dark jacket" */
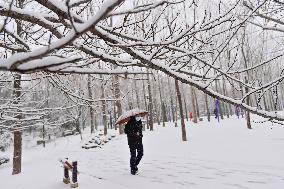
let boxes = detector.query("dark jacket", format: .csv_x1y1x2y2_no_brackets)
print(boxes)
124,116,143,146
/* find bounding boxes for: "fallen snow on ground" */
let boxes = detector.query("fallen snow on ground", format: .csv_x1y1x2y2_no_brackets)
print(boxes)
1,116,284,189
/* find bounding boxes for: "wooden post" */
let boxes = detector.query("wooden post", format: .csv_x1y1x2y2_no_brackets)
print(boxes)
70,161,78,188
63,166,70,184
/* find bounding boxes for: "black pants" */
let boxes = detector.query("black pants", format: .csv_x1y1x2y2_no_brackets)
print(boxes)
129,142,143,169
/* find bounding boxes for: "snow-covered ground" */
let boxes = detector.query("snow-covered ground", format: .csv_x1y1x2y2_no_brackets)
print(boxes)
1,116,284,189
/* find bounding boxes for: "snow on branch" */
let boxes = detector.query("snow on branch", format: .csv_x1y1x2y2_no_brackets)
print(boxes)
109,0,185,17
0,0,284,123
0,0,124,71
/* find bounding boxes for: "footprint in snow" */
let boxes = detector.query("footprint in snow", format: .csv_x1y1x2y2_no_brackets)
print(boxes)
150,179,164,183
247,180,266,184
177,171,191,174
166,174,178,178
173,181,186,185
225,183,250,189
199,176,214,180
183,181,197,186
201,166,218,170
156,166,166,170
215,172,226,177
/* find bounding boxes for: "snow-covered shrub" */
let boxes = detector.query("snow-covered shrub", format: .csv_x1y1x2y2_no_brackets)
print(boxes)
0,131,13,151
0,157,9,165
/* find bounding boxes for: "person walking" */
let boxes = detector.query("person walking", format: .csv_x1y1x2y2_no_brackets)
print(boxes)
124,116,144,175
189,112,193,121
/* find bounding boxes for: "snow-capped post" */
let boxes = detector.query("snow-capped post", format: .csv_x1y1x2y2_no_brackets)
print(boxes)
60,158,78,187
63,165,70,184
62,159,72,184
70,161,78,188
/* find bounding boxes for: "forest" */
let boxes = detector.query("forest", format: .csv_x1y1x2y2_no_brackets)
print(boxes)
0,0,284,185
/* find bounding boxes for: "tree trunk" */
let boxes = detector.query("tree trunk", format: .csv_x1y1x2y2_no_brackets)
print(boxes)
154,97,160,125
215,80,224,120
12,74,22,175
113,73,123,134
181,84,189,121
205,93,210,122
100,74,108,135
158,73,166,126
231,83,238,116
242,26,252,129
162,102,167,127
259,76,269,110
127,91,134,110
175,79,187,141
268,91,274,111
152,75,160,125
94,114,98,130
193,90,200,118
190,86,198,123
134,79,140,109
142,76,149,130
12,0,24,175
147,69,154,131
111,77,117,130
167,76,175,123
174,95,178,127
222,77,230,118
245,77,252,129
87,75,95,133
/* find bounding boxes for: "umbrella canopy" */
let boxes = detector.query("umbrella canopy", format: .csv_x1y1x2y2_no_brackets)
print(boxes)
115,108,148,125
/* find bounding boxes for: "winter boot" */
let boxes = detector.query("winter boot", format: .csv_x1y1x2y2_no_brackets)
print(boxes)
134,165,138,173
131,167,137,175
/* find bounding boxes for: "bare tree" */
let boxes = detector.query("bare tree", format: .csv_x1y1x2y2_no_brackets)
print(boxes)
146,69,154,131
175,79,187,141
0,0,283,126
87,75,95,133
12,73,22,175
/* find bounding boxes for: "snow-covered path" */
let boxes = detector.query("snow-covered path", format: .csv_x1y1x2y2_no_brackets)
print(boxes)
1,117,284,189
